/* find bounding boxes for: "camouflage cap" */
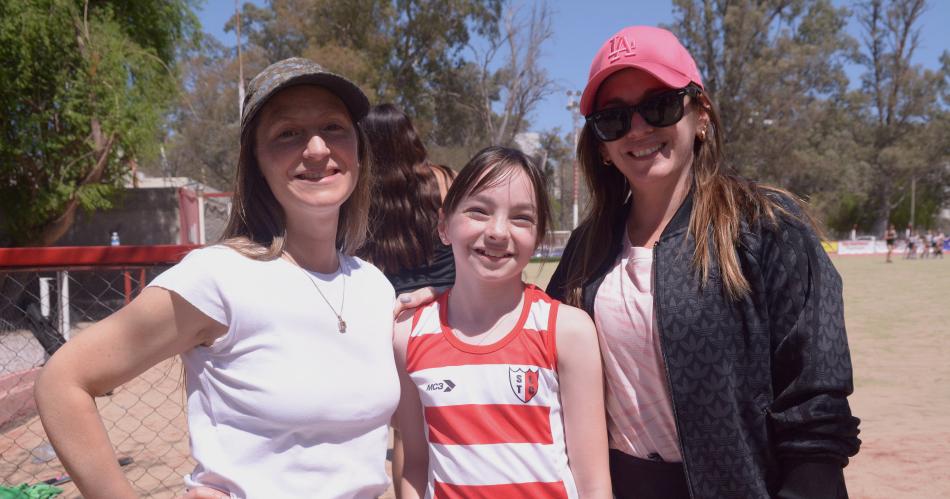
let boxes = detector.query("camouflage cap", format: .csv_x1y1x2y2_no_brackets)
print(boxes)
240,57,370,138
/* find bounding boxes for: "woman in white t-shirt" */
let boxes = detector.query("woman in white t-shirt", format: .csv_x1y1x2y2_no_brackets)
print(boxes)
34,58,400,499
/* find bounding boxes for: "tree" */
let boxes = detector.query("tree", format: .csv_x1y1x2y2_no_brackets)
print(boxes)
229,0,313,62
670,0,948,236
670,0,861,218
535,128,576,231
156,1,557,198
0,0,199,246
467,2,557,146
853,0,946,233
229,0,503,138
143,37,270,189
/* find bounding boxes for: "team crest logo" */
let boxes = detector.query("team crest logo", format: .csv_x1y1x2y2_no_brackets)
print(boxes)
509,367,540,403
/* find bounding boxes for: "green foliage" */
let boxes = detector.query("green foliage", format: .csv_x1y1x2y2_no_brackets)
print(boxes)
0,0,198,246
672,0,856,181
142,36,247,188
535,128,580,230
228,0,503,144
889,187,943,230
850,0,947,232
154,0,529,193
670,0,947,232
148,0,948,238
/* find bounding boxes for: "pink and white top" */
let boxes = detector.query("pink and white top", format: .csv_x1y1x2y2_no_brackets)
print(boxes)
593,235,682,462
405,285,578,498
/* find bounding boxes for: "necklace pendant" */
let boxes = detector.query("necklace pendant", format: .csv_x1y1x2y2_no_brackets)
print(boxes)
338,318,347,334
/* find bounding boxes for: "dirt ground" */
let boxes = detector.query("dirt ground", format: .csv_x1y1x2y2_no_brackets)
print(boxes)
831,255,950,499
0,356,192,498
525,255,950,499
1,254,947,497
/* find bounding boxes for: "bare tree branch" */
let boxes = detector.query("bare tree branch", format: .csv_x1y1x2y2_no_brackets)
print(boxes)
468,1,556,146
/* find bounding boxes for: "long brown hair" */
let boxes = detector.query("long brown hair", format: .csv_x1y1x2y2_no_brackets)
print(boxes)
357,104,454,274
218,93,373,259
561,91,815,305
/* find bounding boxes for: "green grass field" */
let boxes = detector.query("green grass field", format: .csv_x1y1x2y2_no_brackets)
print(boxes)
526,254,950,498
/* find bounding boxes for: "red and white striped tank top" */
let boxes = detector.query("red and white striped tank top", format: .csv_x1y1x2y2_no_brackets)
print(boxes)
405,285,578,499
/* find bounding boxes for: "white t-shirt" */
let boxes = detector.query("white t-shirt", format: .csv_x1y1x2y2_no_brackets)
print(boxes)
149,245,400,498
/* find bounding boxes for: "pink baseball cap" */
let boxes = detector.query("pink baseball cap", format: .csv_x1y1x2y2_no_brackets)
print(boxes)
580,26,704,116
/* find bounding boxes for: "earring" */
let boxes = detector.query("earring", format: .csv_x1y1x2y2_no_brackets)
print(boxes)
697,127,707,142
603,157,613,166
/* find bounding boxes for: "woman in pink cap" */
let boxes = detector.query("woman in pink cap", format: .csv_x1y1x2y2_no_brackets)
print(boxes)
544,26,861,499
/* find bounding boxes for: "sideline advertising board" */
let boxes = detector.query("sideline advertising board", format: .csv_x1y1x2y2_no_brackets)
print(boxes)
837,240,876,255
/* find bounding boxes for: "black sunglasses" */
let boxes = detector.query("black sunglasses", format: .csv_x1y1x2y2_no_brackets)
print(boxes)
586,85,702,142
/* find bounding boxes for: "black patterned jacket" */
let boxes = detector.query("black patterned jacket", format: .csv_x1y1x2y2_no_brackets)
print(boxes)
546,192,861,499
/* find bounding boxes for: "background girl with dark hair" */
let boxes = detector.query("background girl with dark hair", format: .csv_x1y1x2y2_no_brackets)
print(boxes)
358,103,456,294
546,26,861,499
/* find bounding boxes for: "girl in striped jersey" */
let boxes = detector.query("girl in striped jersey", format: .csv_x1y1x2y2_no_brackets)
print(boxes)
392,146,611,499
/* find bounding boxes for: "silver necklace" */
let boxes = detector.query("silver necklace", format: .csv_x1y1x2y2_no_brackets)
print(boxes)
294,255,347,334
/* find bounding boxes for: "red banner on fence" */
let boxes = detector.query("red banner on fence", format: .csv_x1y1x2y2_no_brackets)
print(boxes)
0,245,199,269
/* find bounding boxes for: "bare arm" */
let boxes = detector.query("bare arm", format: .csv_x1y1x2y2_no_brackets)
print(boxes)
556,304,612,498
34,287,226,499
392,310,429,499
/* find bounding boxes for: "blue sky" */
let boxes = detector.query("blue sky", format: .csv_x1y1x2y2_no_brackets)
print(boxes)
197,1,948,134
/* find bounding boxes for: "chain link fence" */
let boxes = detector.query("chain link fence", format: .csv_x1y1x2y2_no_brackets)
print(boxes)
202,193,231,245
1,246,195,497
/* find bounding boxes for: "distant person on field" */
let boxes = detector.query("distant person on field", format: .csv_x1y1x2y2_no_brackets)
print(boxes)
905,230,917,259
935,232,945,259
884,224,897,263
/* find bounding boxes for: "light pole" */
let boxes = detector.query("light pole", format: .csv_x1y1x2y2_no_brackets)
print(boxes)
236,0,245,121
566,90,582,229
